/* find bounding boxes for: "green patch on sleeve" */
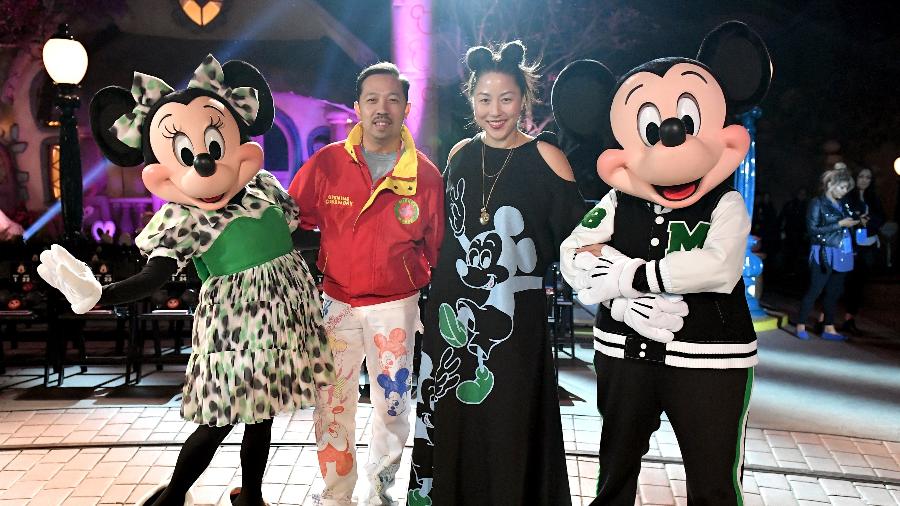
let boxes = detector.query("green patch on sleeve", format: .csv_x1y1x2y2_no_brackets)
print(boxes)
581,207,607,229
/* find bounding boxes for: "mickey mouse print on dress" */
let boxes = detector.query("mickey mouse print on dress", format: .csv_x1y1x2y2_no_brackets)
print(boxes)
554,21,772,505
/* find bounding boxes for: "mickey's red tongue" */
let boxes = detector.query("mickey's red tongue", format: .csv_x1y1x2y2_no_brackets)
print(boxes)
662,182,697,201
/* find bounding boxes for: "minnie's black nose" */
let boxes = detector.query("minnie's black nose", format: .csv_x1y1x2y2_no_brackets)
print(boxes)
193,153,216,177
659,118,686,147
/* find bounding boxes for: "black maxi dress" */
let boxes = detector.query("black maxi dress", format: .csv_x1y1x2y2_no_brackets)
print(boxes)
408,132,589,506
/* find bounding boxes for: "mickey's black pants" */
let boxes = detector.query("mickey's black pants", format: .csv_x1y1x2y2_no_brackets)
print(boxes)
590,353,753,506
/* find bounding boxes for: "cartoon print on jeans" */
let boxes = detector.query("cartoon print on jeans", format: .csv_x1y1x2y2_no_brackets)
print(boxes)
439,192,540,404
374,328,412,416
320,305,356,405
366,456,401,504
315,406,354,478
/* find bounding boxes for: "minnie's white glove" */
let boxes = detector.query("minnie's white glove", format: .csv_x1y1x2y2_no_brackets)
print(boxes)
610,293,688,343
36,244,102,314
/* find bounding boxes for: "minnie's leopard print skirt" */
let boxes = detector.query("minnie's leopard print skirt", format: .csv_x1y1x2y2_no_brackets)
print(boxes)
182,250,333,426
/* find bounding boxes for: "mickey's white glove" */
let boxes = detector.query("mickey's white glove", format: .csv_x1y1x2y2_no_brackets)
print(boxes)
36,244,102,314
572,246,644,304
610,293,688,343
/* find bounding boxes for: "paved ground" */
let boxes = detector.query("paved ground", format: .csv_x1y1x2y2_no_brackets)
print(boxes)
0,279,899,505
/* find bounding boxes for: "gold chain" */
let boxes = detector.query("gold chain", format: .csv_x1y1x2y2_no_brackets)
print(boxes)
480,134,517,225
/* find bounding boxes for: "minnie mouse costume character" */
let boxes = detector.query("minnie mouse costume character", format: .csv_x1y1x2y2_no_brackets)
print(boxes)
554,22,772,504
36,55,333,506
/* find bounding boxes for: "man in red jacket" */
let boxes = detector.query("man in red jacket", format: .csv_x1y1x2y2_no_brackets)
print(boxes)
288,62,444,506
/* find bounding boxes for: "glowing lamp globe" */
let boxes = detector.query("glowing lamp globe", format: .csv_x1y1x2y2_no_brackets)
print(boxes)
42,25,88,85
894,157,900,176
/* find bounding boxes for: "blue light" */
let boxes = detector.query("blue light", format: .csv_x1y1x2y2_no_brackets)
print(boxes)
24,3,294,242
23,159,111,241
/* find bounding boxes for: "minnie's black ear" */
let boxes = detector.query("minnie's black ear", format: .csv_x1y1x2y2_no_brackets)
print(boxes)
697,21,772,114
551,60,616,144
222,59,274,136
89,86,145,167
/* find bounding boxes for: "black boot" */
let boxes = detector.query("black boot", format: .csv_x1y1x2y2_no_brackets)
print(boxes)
841,318,860,334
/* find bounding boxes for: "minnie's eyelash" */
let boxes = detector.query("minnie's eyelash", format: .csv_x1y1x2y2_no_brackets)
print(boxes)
208,116,224,129
162,124,183,139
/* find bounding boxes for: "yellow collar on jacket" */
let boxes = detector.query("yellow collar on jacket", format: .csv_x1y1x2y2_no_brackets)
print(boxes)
344,123,419,215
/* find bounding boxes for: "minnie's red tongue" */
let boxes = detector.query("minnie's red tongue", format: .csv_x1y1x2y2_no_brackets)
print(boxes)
662,182,697,201
201,193,225,203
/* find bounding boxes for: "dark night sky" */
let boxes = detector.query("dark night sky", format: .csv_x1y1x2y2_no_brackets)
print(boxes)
59,0,900,213
328,0,900,207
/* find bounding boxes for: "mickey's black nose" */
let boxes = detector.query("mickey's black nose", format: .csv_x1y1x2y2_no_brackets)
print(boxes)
659,118,686,147
193,153,216,177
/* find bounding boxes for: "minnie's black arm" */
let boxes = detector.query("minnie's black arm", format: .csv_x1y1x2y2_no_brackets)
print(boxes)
97,257,178,306
292,228,321,251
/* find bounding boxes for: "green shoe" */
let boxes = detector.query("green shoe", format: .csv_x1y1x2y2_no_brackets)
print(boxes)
407,488,433,506
456,365,495,404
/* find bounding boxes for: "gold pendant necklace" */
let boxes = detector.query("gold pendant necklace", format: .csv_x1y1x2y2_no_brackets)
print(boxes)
481,135,516,225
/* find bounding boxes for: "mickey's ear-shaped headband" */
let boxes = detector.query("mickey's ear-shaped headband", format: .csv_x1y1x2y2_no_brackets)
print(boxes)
697,21,773,114
551,59,616,145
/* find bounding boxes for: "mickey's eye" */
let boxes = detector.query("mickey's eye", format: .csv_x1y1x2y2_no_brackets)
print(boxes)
172,133,195,167
204,126,225,160
677,93,701,135
479,250,491,269
637,103,662,146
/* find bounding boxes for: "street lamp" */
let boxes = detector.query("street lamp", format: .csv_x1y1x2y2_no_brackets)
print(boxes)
42,24,88,242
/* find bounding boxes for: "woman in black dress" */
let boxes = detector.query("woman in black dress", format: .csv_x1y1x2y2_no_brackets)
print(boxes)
841,167,885,333
408,41,588,506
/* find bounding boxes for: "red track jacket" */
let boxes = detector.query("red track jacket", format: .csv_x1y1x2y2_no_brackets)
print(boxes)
288,124,444,307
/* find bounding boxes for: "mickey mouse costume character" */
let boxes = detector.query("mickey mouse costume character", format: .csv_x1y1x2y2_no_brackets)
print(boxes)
36,54,334,506
554,22,772,504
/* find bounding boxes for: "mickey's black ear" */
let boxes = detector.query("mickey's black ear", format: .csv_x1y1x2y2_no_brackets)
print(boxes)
222,59,274,136
551,60,616,144
697,21,772,114
90,86,145,167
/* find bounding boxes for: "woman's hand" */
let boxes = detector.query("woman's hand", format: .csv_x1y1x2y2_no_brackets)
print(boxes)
859,213,870,226
838,217,859,228
575,243,605,257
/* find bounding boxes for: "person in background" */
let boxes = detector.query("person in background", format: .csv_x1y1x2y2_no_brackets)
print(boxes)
778,187,809,276
794,166,858,340
841,167,885,333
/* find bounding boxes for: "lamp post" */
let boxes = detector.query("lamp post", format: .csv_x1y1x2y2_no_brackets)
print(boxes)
42,24,88,242
734,107,770,319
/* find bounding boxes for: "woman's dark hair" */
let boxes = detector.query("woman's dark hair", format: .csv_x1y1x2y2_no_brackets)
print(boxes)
463,40,540,116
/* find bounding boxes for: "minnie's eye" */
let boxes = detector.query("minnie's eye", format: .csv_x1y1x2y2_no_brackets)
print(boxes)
637,103,661,146
204,126,225,160
677,93,701,135
172,133,194,167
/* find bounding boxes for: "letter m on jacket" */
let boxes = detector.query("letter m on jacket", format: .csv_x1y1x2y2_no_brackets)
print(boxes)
667,221,711,253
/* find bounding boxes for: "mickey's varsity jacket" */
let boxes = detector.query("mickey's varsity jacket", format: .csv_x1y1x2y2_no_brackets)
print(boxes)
288,124,444,307
560,184,757,369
